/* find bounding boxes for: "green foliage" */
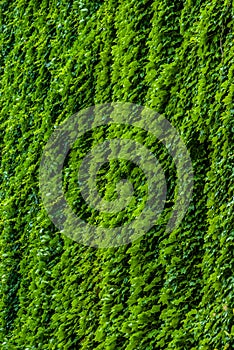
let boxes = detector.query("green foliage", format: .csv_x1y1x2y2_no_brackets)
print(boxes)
0,0,233,349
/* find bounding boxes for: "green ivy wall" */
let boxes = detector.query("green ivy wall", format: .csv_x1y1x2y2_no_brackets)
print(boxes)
0,0,233,349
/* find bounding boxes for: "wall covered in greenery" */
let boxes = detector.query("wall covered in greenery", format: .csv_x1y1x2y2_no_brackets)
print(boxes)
0,0,233,349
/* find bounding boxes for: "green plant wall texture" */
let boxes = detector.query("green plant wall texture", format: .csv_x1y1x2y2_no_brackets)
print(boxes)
0,0,233,349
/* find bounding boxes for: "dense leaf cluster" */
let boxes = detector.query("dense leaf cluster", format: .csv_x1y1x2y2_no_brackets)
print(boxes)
0,0,233,349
